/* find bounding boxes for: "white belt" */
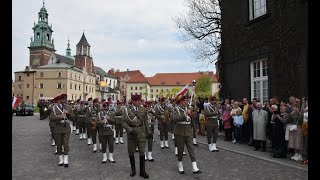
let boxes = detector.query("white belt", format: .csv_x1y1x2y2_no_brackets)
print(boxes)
105,125,113,128
78,115,86,117
177,121,191,125
115,116,122,118
207,116,218,119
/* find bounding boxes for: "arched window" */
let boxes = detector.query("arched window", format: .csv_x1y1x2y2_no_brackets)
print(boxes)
37,33,40,39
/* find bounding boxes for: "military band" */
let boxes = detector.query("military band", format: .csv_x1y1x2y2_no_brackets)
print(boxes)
44,86,218,178
204,97,220,152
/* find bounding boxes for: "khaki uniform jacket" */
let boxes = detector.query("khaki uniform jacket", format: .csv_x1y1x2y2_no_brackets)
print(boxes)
76,105,87,123
204,103,219,127
85,105,99,124
173,105,194,137
147,110,156,130
109,109,123,124
122,105,151,141
49,104,74,133
47,105,55,127
97,110,115,136
154,104,169,124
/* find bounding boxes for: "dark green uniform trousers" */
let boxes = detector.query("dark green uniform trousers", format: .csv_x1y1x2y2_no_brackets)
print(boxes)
128,139,146,156
175,135,196,162
99,135,114,153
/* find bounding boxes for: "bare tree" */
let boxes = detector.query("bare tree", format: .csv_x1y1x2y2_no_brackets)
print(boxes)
173,0,221,66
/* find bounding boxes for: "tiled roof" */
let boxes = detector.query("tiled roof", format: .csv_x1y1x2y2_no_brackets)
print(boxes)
146,72,218,86
54,53,74,66
94,66,116,78
127,73,149,83
107,69,143,79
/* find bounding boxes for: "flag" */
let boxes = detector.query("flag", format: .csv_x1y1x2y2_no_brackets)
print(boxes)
12,96,19,109
174,84,189,99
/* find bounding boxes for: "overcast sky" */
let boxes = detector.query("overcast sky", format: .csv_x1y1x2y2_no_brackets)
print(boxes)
12,0,215,79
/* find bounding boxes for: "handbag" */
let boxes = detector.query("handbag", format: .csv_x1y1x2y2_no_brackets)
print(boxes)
289,124,297,131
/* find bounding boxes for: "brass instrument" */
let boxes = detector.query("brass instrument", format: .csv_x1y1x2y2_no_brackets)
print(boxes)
161,105,170,124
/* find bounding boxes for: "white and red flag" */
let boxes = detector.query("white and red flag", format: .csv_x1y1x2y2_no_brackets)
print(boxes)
174,84,189,99
12,96,19,109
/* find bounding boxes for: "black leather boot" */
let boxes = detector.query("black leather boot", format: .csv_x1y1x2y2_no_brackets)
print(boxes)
139,155,149,179
129,155,136,177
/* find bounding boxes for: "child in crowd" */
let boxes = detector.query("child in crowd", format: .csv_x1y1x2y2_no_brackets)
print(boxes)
233,109,244,144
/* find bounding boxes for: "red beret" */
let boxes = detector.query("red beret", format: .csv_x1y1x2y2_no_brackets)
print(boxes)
131,95,141,101
76,99,80,103
210,96,216,101
103,101,109,107
160,97,166,102
93,98,99,104
143,103,148,107
53,93,67,101
101,99,106,102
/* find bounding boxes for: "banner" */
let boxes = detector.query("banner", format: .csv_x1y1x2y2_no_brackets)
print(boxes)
174,84,189,99
12,96,19,109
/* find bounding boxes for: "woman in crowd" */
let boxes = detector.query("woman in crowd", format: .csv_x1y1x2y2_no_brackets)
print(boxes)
288,104,304,161
300,106,308,164
222,104,232,141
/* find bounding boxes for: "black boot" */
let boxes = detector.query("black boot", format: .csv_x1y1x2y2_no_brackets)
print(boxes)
139,155,149,179
129,155,136,177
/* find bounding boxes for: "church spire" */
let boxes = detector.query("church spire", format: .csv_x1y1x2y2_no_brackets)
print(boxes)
66,37,72,58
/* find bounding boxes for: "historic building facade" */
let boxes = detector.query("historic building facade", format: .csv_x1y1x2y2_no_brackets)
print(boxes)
218,0,308,102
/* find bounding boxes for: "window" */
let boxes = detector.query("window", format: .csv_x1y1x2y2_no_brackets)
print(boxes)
58,72,61,77
70,83,72,89
79,76,80,80
135,87,137,90
122,85,124,89
40,83,43,89
37,32,40,39
249,0,267,20
40,72,44,77
74,74,76,79
18,85,22,90
57,83,62,89
75,94,77,100
72,94,73,100
156,89,158,92
47,34,50,41
18,76,21,81
140,93,142,96
251,58,268,102
40,94,43,98
79,85,81,91
86,86,88,92
156,95,159,98
151,89,153,92
140,86,142,90
26,96,29,100
131,86,133,90
27,84,29,88
151,95,153,98
75,84,77,90
27,73,30,77
166,89,169,92
70,73,73,78
161,89,163,92
109,80,112,85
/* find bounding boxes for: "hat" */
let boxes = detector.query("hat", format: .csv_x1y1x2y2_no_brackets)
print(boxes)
80,100,86,105
103,101,109,107
210,96,216,101
93,98,99,104
76,99,80,103
117,100,121,105
131,95,141,101
160,97,166,102
88,98,93,101
53,93,67,102
70,100,75,104
101,99,106,102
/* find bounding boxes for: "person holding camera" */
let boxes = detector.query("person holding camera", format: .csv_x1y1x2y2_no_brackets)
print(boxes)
121,94,152,179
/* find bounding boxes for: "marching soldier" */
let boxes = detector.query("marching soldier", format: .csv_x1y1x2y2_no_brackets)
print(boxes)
144,102,156,161
154,97,170,149
97,102,116,163
69,100,77,131
76,100,87,140
48,100,57,153
204,97,220,152
84,98,94,145
49,94,74,167
121,95,152,179
112,101,124,144
73,99,80,135
191,103,199,146
173,94,201,174
86,98,100,152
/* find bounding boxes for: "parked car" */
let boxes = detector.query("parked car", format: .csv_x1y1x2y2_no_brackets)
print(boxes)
16,103,34,116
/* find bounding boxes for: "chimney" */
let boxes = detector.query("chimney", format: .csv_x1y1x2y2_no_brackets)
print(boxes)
111,68,114,72
116,69,120,72
25,66,30,71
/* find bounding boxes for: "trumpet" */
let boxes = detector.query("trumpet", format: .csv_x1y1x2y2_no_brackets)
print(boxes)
44,107,48,111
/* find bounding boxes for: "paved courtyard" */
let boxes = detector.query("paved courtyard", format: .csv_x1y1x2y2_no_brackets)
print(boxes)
12,114,308,180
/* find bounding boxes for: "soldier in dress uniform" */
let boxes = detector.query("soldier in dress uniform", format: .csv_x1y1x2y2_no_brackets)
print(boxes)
76,100,87,140
69,100,77,132
73,99,80,135
38,99,45,120
204,96,220,152
121,95,152,179
84,98,94,145
86,98,100,151
48,100,57,153
154,97,170,149
97,102,116,163
49,94,74,167
191,102,199,146
173,94,201,174
112,101,124,144
144,102,156,161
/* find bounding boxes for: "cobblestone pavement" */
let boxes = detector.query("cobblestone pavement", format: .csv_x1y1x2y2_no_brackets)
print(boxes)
12,114,308,180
